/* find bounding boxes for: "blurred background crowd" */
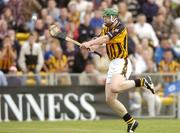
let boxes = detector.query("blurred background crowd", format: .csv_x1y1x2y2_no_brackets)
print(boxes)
0,0,180,117
0,0,179,85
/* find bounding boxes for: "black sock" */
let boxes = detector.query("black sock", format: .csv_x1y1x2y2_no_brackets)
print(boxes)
134,78,144,87
123,113,134,124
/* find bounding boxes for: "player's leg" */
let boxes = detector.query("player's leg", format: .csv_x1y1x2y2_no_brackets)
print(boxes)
109,75,138,132
107,58,139,132
105,83,128,116
111,59,155,94
112,75,155,94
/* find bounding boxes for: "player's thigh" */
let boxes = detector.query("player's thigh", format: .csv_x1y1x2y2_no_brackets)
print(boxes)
105,83,118,102
111,73,126,88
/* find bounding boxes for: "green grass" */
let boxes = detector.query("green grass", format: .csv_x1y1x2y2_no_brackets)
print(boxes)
0,119,180,133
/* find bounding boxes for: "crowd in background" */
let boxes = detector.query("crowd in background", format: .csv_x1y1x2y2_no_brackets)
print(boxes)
0,0,180,116
0,0,179,86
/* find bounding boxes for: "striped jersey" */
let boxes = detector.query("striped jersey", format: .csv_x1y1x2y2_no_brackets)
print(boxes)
101,20,128,60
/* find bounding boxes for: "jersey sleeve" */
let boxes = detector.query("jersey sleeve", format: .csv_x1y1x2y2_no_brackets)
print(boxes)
106,23,125,39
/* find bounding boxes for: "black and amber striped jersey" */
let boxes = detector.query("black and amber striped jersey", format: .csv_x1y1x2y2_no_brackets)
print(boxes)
101,20,128,60
158,60,179,82
44,54,68,72
158,60,179,73
0,55,14,73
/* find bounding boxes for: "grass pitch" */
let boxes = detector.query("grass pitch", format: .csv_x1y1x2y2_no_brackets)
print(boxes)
0,119,180,133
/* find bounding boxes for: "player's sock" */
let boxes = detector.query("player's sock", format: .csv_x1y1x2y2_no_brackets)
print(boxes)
134,78,144,87
123,113,134,125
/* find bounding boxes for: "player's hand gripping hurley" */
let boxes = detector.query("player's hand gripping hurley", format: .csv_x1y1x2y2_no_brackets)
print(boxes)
49,25,102,57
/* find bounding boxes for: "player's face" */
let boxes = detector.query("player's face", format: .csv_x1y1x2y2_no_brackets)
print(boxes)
103,16,113,27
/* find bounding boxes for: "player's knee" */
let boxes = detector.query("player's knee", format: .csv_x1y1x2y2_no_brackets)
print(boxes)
111,87,119,93
111,83,124,93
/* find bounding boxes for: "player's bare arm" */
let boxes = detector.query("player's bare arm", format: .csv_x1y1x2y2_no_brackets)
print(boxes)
81,35,109,49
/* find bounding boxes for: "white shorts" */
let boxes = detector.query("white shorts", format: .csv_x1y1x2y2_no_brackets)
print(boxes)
106,58,132,84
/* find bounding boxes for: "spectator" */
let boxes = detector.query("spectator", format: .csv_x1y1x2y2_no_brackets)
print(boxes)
40,8,48,22
99,1,108,10
0,19,8,43
118,1,133,23
31,31,40,43
0,35,17,73
157,49,179,112
126,23,140,55
134,14,159,47
90,9,104,29
79,60,104,85
170,33,180,58
8,29,21,58
57,7,69,32
67,1,80,40
47,0,60,20
34,19,45,36
92,45,108,84
78,14,95,43
53,47,71,85
158,6,174,34
141,0,159,23
72,48,92,73
129,44,147,74
43,39,59,72
93,46,109,73
45,15,55,27
127,0,141,20
7,0,25,31
18,33,44,74
103,0,112,8
76,0,90,13
152,13,170,39
39,30,51,54
158,49,178,84
80,2,94,24
67,0,80,26
163,0,172,14
142,59,162,117
64,41,78,73
21,0,42,22
141,38,154,61
158,49,179,73
44,40,70,85
44,39,69,72
154,36,173,64
0,70,7,86
53,47,69,73
1,7,15,29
